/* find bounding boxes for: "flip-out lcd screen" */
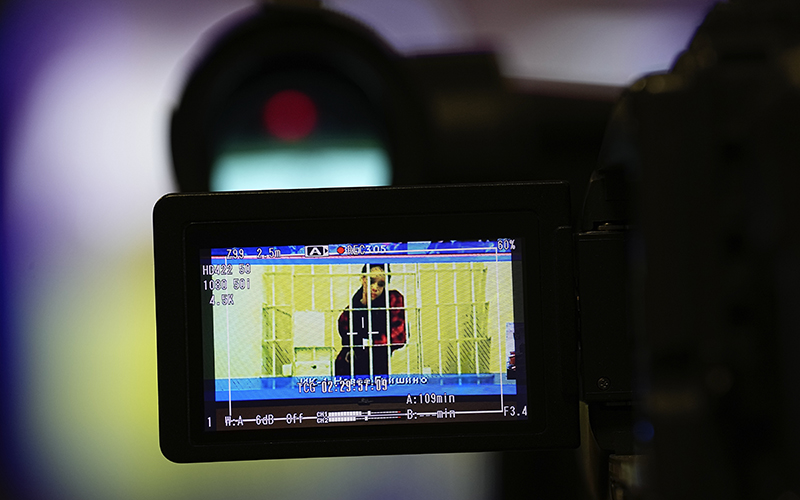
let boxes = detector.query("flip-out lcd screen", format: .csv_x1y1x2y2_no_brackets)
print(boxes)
154,183,578,462
201,238,527,432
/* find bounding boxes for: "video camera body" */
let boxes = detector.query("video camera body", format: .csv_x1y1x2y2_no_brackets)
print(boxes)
157,1,633,465
156,2,800,497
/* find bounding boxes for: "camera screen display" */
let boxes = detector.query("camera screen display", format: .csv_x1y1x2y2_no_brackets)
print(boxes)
200,238,527,432
154,184,578,461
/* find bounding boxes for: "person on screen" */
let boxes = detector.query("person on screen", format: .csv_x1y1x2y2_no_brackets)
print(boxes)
335,263,406,376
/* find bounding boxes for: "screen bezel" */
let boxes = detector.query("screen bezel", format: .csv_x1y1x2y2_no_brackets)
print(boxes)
187,215,536,438
153,184,578,462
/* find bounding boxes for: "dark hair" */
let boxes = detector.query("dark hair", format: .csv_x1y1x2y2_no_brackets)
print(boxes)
361,263,390,282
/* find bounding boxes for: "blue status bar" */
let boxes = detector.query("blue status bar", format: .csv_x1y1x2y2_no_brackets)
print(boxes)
206,239,518,265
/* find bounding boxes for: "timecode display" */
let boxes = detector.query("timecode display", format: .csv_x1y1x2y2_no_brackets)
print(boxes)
298,377,389,394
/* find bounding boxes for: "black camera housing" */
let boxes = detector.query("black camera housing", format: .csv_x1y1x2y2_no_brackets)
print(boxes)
153,183,579,463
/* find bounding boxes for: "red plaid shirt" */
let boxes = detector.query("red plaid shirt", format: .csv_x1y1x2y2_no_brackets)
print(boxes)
337,290,407,350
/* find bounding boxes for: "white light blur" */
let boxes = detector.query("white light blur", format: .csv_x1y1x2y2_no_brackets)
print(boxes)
492,7,711,85
328,1,714,86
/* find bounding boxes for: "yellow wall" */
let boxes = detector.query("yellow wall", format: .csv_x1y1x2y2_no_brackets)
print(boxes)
216,261,516,378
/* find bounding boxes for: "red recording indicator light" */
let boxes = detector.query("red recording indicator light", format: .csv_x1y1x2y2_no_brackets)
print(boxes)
336,246,346,255
263,90,318,142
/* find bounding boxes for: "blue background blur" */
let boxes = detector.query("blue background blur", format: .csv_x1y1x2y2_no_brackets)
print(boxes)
1,0,714,498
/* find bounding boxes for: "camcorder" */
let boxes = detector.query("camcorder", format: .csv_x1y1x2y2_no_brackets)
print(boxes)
156,2,630,464
154,182,584,463
156,2,800,498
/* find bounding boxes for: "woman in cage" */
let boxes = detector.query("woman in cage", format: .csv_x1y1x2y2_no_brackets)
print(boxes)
335,263,406,376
